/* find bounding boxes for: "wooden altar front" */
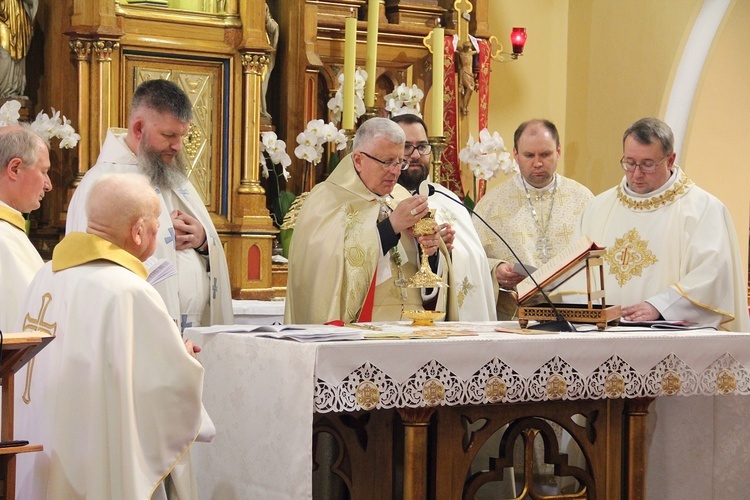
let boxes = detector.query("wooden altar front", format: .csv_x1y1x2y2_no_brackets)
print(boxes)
184,323,750,499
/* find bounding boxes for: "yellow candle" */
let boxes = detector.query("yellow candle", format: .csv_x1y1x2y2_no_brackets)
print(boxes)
343,14,357,130
431,26,445,137
364,0,379,108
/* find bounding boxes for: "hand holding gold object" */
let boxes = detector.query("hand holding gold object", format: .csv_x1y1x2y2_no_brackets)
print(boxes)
407,210,445,288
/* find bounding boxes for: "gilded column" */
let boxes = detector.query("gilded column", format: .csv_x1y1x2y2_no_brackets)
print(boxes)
238,51,268,195
68,38,92,188
90,39,119,164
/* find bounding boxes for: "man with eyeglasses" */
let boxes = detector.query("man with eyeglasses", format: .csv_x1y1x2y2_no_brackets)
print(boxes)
473,119,593,319
392,113,497,321
285,118,443,324
574,117,748,331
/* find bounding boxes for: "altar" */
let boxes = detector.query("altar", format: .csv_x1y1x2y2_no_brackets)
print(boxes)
185,323,750,499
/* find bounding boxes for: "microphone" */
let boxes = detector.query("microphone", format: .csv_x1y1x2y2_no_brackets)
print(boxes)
425,183,576,332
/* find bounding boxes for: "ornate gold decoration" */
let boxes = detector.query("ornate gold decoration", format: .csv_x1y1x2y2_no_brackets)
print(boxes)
402,309,444,327
280,192,310,230
422,378,445,406
456,276,474,309
604,228,658,287
604,372,626,398
716,369,737,395
484,376,507,403
92,40,119,61
241,53,269,76
21,292,58,404
69,39,92,61
661,370,681,396
545,373,567,400
407,210,445,289
355,381,380,410
616,176,693,211
184,121,202,162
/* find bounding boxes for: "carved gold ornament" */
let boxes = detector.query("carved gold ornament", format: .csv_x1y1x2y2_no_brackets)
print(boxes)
422,378,446,406
661,370,681,396
716,369,737,395
356,381,380,410
545,373,567,400
604,372,626,398
604,228,658,286
485,376,507,403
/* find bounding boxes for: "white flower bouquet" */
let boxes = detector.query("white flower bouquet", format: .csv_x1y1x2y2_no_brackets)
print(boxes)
327,68,368,126
384,83,424,117
0,100,80,149
459,128,517,180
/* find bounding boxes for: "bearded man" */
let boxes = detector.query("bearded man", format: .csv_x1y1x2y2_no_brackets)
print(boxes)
66,79,232,329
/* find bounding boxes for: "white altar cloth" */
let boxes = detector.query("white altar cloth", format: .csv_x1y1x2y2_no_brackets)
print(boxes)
185,322,750,499
232,299,285,325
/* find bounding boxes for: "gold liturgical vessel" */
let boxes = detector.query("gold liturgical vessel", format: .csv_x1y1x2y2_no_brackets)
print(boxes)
403,210,445,326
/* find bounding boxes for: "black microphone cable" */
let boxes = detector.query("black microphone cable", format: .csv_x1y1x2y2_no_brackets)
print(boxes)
426,184,576,332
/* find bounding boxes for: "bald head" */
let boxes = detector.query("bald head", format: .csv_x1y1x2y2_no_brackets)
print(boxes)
86,173,161,261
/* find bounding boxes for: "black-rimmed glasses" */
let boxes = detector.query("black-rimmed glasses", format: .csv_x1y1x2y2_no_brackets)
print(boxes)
404,143,432,156
360,151,409,171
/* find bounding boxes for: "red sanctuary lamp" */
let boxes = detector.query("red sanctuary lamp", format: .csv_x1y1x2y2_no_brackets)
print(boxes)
511,27,527,58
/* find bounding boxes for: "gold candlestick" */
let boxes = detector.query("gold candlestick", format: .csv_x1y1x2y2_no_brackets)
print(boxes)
428,135,447,185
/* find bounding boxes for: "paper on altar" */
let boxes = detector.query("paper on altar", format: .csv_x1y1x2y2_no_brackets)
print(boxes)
185,324,364,342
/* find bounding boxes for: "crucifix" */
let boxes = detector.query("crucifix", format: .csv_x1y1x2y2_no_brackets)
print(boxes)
536,236,552,263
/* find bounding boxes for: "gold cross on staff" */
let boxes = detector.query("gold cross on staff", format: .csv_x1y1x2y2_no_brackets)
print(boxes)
453,0,473,44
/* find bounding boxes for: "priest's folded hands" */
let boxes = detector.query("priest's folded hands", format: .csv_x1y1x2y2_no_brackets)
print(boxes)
171,209,207,251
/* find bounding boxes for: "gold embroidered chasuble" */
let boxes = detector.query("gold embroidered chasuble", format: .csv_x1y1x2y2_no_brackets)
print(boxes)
285,154,424,324
575,167,749,331
473,173,593,270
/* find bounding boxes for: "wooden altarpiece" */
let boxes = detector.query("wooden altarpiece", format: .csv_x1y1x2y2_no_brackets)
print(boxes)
33,0,280,299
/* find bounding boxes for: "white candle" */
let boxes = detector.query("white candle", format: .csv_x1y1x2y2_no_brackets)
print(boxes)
431,26,445,137
342,14,357,130
364,0,379,108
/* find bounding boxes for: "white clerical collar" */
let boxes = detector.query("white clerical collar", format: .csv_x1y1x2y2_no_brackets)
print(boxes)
622,167,680,198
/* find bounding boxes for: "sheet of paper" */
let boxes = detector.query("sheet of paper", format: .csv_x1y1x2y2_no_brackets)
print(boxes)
513,262,537,276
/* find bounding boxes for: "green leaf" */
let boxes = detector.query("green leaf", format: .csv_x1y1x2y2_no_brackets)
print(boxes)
463,192,476,211
271,190,296,227
279,228,294,258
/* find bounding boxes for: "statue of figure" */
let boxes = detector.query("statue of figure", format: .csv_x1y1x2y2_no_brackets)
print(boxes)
260,2,279,124
457,40,477,117
0,0,38,99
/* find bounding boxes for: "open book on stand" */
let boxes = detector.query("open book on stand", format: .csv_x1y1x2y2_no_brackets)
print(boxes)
516,235,604,304
515,236,622,331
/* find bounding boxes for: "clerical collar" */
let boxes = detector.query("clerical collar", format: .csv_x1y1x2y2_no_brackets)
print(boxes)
0,200,26,231
514,172,557,193
617,167,693,212
52,232,148,279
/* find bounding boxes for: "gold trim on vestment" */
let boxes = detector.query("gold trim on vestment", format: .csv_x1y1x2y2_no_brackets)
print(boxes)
52,233,148,279
604,228,658,287
616,176,693,211
0,205,26,231
673,283,736,331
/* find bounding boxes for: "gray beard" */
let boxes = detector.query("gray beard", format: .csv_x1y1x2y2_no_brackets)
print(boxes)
138,148,189,191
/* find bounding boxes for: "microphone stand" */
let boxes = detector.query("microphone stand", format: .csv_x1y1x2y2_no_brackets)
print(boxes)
428,185,576,332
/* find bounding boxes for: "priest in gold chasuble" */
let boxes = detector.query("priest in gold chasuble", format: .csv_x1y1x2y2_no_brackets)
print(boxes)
285,118,446,324
571,117,749,331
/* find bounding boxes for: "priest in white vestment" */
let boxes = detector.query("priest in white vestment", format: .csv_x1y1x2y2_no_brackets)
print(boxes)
473,119,593,318
285,118,445,324
570,117,749,331
66,79,232,330
15,173,208,499
392,114,497,320
0,125,50,332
